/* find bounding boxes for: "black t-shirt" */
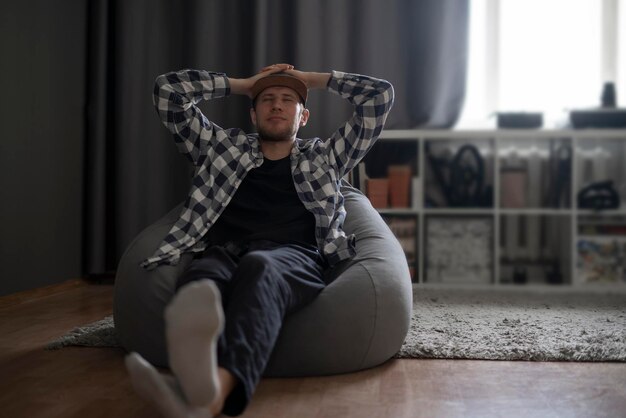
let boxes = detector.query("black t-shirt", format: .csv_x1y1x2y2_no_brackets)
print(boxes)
205,156,317,248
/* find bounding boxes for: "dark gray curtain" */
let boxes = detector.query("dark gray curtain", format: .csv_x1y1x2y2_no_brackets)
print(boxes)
84,0,469,275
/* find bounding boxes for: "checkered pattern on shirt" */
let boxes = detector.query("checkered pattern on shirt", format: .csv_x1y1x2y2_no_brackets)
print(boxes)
141,69,394,270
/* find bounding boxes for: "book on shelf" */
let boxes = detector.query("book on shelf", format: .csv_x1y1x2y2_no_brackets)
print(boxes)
358,163,368,192
349,162,369,192
384,217,417,261
384,216,417,279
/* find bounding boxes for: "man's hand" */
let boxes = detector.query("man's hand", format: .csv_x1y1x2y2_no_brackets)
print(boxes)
259,63,294,73
228,64,331,97
228,64,294,98
283,69,331,90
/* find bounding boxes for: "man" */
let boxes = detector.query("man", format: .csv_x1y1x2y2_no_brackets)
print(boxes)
124,63,394,417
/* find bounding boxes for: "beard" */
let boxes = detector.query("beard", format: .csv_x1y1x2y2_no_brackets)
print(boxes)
256,123,298,143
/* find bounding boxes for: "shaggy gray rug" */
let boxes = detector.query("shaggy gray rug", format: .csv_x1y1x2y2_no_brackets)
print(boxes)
396,286,626,361
47,286,626,361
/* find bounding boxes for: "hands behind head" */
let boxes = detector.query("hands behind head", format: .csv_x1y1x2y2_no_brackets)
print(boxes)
237,64,325,98
258,64,313,89
259,63,294,73
241,64,295,98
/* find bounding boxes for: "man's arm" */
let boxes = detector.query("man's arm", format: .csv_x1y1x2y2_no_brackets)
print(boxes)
153,70,232,165
297,70,394,178
283,69,332,90
154,64,337,166
154,66,291,165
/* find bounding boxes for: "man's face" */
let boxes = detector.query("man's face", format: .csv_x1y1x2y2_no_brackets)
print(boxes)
251,87,309,142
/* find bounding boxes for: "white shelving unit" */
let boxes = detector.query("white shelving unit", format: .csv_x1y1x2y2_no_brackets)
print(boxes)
363,129,626,287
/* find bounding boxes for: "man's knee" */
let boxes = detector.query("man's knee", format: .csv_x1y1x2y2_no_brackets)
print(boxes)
236,252,285,289
176,258,229,290
238,252,273,275
176,265,206,290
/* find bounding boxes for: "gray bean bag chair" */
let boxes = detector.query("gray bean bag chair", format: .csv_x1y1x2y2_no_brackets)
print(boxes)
114,183,412,377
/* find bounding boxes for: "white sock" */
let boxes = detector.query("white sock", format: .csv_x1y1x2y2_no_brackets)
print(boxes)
125,352,189,418
165,280,225,407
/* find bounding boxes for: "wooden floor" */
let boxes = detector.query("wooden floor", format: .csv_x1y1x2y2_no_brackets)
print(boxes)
1,280,625,418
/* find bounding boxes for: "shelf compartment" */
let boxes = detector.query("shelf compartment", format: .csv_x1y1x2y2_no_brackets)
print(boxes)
425,215,493,284
576,214,626,285
382,214,419,282
499,214,572,285
575,137,626,212
498,137,572,209
576,235,626,285
424,138,494,209
357,140,419,210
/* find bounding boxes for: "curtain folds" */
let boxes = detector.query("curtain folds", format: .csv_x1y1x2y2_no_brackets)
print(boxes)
83,0,469,275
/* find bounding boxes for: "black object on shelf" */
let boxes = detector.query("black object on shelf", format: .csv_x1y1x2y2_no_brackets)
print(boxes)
546,143,572,208
601,82,617,108
513,266,527,284
577,180,620,210
497,112,543,129
426,143,492,208
570,108,626,128
545,262,563,285
570,81,626,128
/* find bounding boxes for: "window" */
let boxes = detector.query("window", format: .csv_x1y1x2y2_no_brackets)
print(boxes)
459,0,625,128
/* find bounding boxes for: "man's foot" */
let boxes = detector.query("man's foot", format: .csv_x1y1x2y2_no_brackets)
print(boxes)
125,352,188,418
165,280,225,407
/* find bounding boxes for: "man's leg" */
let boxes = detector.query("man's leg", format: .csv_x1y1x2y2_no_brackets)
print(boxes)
126,243,326,417
167,246,242,412
166,279,240,416
126,344,229,418
126,246,239,417
125,352,188,418
217,242,326,416
165,280,224,406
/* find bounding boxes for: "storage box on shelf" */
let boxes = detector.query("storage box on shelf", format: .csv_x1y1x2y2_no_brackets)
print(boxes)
354,129,626,286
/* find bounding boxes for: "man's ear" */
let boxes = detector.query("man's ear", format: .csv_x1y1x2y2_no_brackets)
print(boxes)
250,108,257,127
300,108,310,127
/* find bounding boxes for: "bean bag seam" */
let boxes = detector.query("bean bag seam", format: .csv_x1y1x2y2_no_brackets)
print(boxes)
355,261,378,369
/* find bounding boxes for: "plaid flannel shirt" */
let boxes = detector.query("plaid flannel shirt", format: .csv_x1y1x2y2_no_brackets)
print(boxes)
141,69,394,270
